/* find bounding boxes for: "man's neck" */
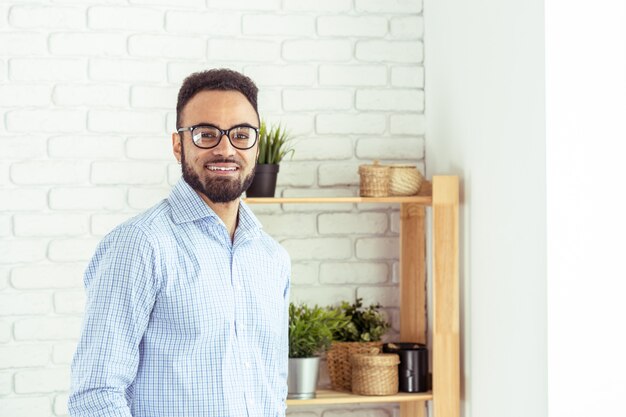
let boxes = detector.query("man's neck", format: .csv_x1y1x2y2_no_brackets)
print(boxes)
196,192,240,241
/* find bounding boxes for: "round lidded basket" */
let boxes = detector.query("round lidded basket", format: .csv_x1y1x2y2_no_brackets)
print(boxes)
358,161,391,197
326,342,383,392
351,353,400,396
389,165,424,196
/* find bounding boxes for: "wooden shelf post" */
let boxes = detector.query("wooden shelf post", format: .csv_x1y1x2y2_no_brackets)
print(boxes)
400,202,427,417
432,176,460,417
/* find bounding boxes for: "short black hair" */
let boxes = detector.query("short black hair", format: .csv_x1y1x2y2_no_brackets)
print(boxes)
176,68,259,129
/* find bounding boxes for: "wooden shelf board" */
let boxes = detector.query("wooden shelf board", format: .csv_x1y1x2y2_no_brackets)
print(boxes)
286,389,433,406
244,196,432,205
244,181,432,205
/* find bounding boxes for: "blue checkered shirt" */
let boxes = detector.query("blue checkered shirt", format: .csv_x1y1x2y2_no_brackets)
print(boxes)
69,178,291,417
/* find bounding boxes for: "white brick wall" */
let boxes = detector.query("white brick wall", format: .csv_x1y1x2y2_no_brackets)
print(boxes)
243,14,314,36
49,33,127,56
10,58,88,82
317,16,388,37
14,368,70,393
48,238,100,262
319,65,387,86
0,1,425,415
88,6,163,31
0,85,52,106
0,292,52,316
0,397,51,417
356,40,424,63
53,84,129,107
8,6,86,30
11,264,84,290
283,0,352,12
90,58,166,82
7,109,86,133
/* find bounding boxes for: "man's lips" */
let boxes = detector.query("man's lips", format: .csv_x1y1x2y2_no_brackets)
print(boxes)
205,162,240,173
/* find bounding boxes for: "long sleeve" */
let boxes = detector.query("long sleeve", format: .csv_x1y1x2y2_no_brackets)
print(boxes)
69,225,160,417
277,252,291,413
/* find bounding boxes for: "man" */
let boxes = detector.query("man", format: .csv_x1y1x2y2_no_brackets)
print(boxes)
69,69,291,417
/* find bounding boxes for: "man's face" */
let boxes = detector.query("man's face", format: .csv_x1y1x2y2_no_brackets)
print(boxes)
173,90,259,203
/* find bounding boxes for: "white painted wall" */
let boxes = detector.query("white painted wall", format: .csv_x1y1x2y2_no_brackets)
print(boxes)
424,0,547,416
546,1,626,416
0,1,425,416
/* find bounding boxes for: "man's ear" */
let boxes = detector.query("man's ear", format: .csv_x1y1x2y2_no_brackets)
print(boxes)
172,132,182,163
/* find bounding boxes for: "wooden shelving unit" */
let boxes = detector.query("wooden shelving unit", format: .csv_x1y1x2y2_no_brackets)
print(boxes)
243,195,432,205
245,176,460,417
285,389,433,406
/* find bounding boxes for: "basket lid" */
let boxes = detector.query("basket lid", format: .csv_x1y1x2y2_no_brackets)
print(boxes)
351,353,400,367
358,160,390,174
389,164,417,169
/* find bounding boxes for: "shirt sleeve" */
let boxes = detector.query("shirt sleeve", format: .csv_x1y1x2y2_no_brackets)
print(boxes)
278,249,291,413
69,225,160,417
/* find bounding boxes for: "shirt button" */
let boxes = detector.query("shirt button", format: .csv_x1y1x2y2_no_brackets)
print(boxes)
244,361,251,369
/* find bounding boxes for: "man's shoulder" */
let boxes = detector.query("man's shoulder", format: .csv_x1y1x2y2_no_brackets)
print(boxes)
107,198,173,243
254,229,291,264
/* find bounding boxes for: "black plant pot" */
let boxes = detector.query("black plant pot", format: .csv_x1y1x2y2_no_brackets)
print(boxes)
246,164,279,197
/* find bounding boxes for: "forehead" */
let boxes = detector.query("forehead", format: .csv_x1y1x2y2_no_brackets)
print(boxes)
181,90,258,127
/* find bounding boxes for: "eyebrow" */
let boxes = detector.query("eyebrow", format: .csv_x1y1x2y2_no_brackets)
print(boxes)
189,122,259,130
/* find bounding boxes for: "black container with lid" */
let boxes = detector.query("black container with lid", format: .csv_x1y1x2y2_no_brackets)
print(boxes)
383,342,428,393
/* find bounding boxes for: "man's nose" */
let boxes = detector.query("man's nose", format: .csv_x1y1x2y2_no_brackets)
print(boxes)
212,133,236,156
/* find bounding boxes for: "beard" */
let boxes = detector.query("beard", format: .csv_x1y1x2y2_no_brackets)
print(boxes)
180,141,256,203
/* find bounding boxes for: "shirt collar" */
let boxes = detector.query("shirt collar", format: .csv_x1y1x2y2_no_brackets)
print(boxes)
168,178,263,235
237,198,263,234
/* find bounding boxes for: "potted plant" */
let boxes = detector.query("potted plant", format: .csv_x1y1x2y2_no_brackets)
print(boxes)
288,302,348,399
326,298,391,392
246,120,295,197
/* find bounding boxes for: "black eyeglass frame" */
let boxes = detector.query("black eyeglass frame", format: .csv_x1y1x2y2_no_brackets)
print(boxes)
176,123,260,150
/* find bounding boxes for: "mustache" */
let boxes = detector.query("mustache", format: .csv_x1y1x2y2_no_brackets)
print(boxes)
203,157,242,167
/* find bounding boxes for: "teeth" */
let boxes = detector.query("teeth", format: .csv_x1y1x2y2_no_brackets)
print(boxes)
208,166,237,171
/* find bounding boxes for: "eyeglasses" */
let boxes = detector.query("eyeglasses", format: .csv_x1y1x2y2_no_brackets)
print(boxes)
177,124,259,150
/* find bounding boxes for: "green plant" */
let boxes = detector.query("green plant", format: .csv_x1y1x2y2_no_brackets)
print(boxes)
289,303,349,358
257,120,295,164
332,298,391,342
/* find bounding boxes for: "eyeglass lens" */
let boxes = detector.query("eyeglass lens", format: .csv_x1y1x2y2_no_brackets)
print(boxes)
192,126,257,149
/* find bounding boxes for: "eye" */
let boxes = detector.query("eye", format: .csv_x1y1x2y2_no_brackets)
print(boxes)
233,132,250,140
193,127,220,142
231,127,255,141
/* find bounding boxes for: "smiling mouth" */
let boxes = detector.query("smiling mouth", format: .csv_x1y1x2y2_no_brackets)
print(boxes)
205,164,239,173
207,166,237,171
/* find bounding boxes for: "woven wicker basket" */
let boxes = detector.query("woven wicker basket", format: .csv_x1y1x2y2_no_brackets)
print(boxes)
351,353,400,396
358,161,390,197
326,342,383,392
389,165,424,196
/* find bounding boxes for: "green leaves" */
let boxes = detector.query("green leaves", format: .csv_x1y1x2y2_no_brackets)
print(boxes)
257,120,295,165
288,298,391,357
331,298,391,343
289,303,349,358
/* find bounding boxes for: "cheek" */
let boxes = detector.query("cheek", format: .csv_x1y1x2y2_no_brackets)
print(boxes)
245,151,258,167
187,149,206,167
